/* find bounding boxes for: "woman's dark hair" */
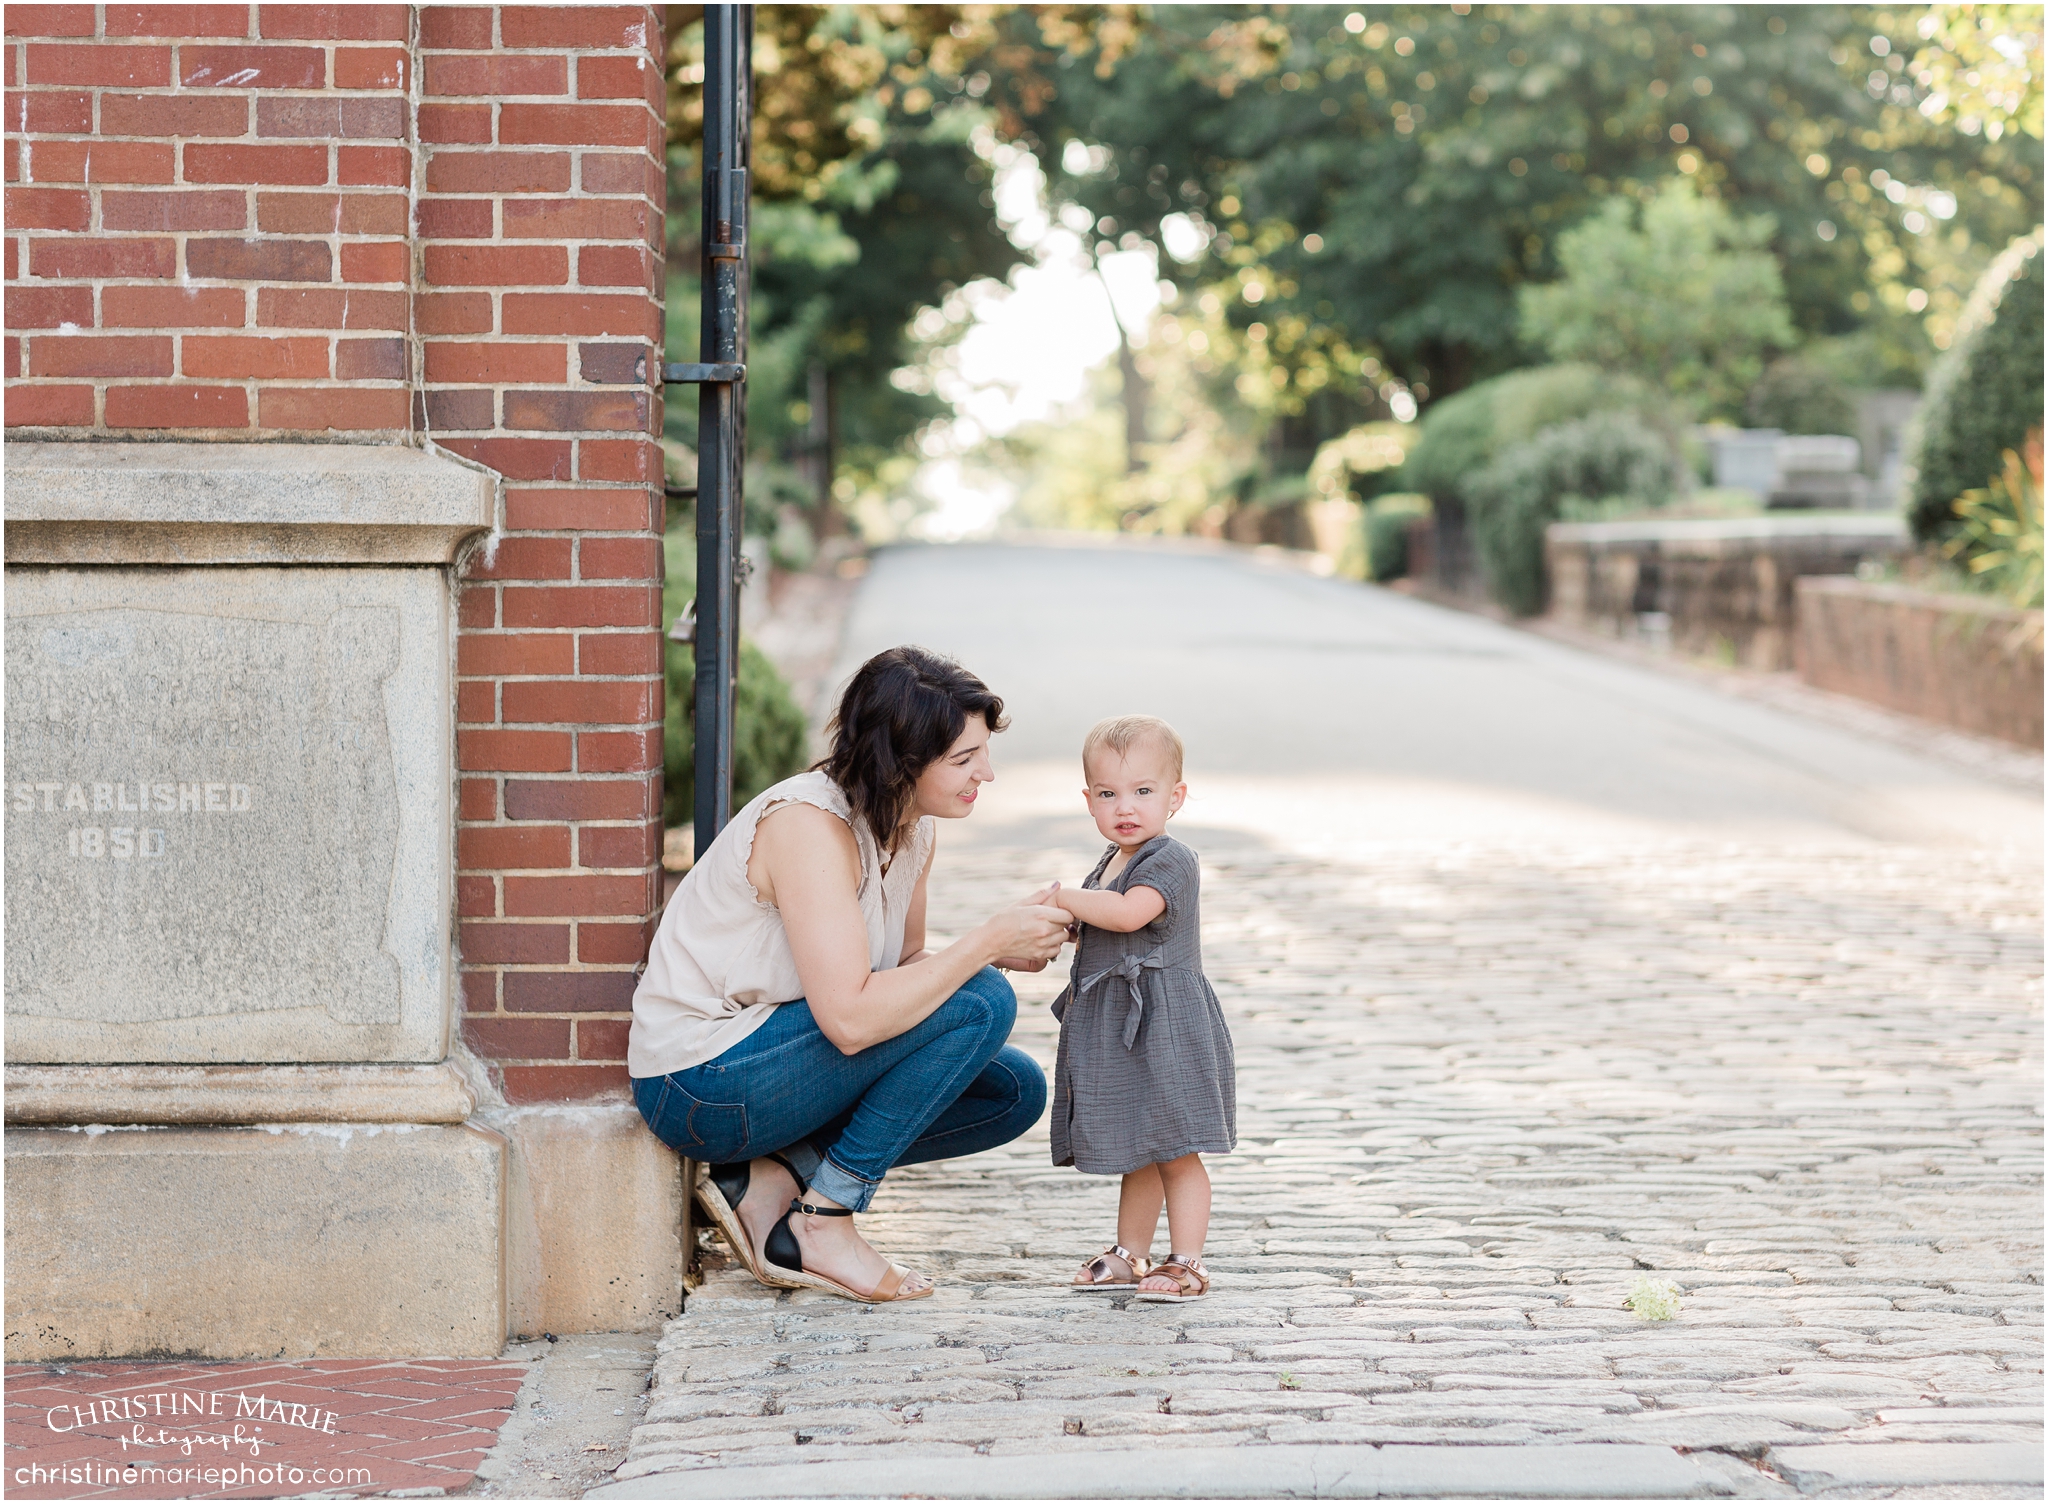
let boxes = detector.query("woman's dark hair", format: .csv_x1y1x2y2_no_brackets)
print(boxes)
818,646,1006,850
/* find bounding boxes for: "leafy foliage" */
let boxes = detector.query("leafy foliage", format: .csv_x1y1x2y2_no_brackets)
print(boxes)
1746,356,1860,435
1362,494,1431,582
1906,230,2045,541
1908,4,2043,141
1400,364,1653,501
1945,429,2044,609
1518,180,1794,418
1463,412,1682,614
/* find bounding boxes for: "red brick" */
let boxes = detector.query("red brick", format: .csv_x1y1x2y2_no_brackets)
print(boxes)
408,293,489,337
423,387,493,429
504,678,656,725
260,4,410,40
5,7,97,38
504,778,657,823
502,968,638,1010
425,341,566,385
257,191,407,235
461,824,573,870
425,54,566,96
461,922,571,964
499,102,652,149
465,535,573,580
29,236,174,278
257,286,407,329
341,240,407,283
504,871,652,918
5,286,92,329
578,437,659,482
500,1064,629,1103
463,1016,573,1060
180,334,323,379
578,630,662,676
458,678,497,724
458,877,498,919
577,822,658,868
257,96,407,138
104,285,247,327
425,244,568,288
5,187,88,230
339,144,408,186
460,778,498,820
5,241,18,281
102,188,245,230
336,336,405,379
31,335,173,377
503,390,646,433
7,88,93,132
577,920,654,964
459,633,576,677
578,245,652,289
506,486,654,530
185,142,328,185
27,43,173,87
186,237,330,281
575,1018,632,1060
501,294,655,338
501,584,655,629
500,6,652,50
105,383,249,428
460,583,499,628
581,152,656,196
502,197,649,242
257,387,410,430
577,728,662,772
180,45,326,89
419,6,494,48
461,728,573,772
579,537,661,581
424,151,570,194
34,140,176,184
4,136,16,182
440,436,575,480
333,45,407,89
100,91,248,135
578,343,649,384
418,102,491,144
6,383,94,426
107,5,251,36
578,53,662,103
416,198,493,238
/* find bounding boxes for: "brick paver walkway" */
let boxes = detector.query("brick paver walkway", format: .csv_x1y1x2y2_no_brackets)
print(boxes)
615,836,2042,1494
2,1359,528,1499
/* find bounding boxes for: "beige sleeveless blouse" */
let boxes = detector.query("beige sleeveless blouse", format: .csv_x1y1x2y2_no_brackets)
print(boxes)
627,770,934,1078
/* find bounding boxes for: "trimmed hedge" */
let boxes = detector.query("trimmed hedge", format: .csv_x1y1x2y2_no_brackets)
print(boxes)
1463,413,1682,615
1907,231,2045,542
1401,363,1653,501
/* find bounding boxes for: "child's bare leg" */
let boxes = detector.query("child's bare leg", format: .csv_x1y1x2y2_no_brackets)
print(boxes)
1137,1154,1210,1292
1116,1165,1166,1261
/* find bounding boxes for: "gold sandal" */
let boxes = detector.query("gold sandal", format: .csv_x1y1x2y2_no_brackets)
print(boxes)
1132,1252,1209,1303
763,1198,934,1303
1072,1244,1148,1291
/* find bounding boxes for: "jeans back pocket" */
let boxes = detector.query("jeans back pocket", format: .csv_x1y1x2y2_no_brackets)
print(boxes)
640,1075,749,1159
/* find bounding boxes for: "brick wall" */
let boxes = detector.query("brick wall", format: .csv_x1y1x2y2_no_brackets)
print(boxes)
4,4,669,1104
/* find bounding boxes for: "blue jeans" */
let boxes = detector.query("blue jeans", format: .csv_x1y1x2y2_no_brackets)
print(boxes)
632,966,1045,1212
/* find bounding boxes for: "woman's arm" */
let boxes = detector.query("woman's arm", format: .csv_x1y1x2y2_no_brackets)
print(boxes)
1053,883,1166,934
752,803,1069,1054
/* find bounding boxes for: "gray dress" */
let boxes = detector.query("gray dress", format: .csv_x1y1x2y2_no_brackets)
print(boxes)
1050,834,1237,1175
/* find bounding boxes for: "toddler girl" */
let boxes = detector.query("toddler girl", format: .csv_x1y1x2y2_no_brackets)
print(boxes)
1049,715,1236,1302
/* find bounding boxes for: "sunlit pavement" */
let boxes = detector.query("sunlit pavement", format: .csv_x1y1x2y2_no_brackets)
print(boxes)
600,540,2042,1499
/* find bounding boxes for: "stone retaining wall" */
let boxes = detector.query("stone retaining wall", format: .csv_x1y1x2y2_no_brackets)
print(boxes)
1794,576,2044,748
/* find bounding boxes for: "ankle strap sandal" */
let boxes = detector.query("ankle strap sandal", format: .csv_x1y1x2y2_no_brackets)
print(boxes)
1132,1252,1209,1303
762,1197,934,1305
1072,1244,1148,1290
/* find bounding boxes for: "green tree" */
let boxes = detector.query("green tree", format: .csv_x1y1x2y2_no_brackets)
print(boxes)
1518,180,1794,418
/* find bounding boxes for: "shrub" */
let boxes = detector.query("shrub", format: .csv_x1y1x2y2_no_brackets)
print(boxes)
1944,429,2044,610
1361,494,1431,581
1906,230,2045,542
661,529,810,827
1746,356,1859,436
1401,363,1652,501
1463,413,1682,615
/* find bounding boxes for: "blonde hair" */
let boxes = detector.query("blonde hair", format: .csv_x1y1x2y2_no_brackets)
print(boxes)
1082,714,1185,783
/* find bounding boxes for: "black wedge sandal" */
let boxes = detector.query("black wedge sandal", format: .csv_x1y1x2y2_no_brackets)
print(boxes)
694,1154,808,1290
763,1197,934,1303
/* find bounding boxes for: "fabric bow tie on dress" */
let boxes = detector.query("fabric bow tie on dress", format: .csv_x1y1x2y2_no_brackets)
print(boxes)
1080,950,1168,1049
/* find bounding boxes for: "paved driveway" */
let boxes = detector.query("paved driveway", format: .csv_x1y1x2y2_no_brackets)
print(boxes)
601,541,2041,1499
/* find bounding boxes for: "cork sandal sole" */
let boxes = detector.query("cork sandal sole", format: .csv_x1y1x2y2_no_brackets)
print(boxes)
763,1199,935,1304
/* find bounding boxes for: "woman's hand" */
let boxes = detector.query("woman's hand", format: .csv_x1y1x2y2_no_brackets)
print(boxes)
974,900,1071,969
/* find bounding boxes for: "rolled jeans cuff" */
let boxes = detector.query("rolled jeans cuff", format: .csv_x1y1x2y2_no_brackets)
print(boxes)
807,1153,878,1213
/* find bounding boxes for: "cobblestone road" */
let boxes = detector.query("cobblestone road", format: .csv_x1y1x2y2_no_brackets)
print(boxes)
613,543,2042,1497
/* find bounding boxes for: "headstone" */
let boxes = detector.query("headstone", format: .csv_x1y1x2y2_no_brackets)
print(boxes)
1771,434,1866,510
1709,428,1783,493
